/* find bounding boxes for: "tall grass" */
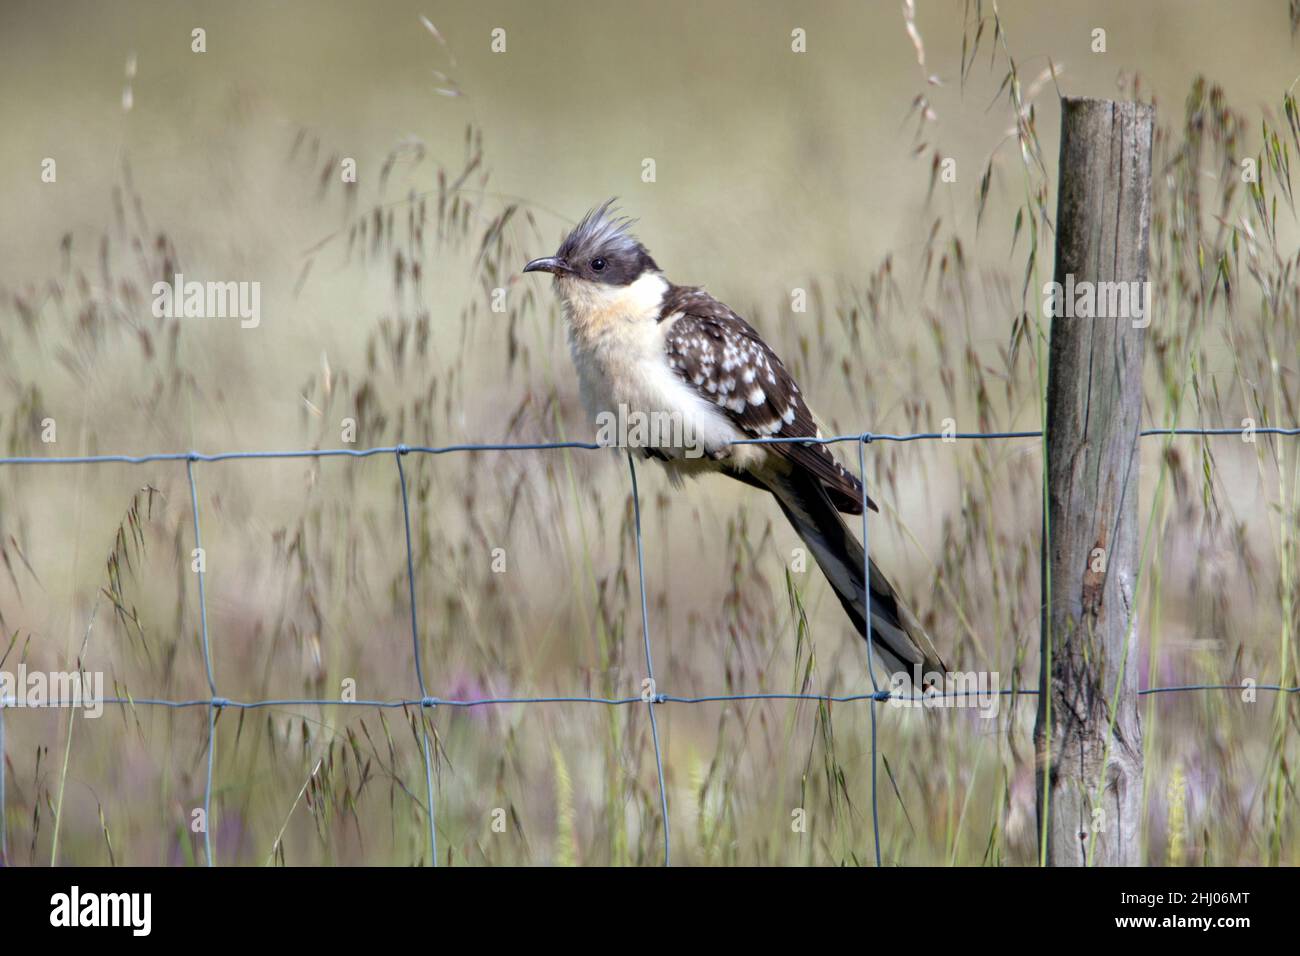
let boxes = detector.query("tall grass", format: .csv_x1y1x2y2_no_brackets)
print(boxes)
0,7,1296,865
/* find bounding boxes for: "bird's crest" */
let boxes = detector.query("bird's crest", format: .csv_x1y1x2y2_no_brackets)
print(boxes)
558,199,642,263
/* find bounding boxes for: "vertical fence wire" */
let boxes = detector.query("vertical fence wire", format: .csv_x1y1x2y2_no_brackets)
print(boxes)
857,436,884,868
0,426,1296,866
395,446,439,866
185,454,217,867
626,452,671,865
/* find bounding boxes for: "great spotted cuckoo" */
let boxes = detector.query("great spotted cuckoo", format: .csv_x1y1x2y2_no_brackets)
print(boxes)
524,201,945,683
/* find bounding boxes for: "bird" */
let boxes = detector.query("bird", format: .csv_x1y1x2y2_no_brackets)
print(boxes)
523,200,946,684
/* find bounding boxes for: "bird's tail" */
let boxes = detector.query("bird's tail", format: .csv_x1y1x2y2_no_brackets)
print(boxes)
769,471,946,686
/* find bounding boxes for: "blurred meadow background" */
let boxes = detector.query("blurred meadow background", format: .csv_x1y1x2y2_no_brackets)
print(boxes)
1,0,1298,865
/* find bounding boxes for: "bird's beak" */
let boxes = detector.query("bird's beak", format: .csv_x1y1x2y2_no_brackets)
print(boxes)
523,256,572,276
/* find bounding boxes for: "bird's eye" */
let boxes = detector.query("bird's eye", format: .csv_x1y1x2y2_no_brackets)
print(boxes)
590,257,606,272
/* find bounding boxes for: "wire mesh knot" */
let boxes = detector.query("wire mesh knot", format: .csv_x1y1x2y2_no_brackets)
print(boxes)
209,697,231,709
420,696,438,709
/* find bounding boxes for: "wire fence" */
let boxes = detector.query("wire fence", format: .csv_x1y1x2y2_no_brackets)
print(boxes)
0,424,1298,867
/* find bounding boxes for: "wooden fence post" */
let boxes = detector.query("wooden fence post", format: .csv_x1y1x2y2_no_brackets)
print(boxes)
1035,97,1153,866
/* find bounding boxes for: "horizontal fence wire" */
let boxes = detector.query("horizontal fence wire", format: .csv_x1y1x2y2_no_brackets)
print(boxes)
0,425,1297,867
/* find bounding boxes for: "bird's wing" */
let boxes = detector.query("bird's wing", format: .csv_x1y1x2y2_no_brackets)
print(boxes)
660,285,875,514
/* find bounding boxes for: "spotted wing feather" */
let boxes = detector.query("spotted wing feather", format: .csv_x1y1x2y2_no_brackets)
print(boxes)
660,286,875,514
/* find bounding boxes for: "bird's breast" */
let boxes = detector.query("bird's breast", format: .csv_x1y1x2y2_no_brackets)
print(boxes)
559,273,751,463
566,327,749,466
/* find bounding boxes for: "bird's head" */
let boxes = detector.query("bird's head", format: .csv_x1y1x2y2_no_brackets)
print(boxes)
523,200,660,293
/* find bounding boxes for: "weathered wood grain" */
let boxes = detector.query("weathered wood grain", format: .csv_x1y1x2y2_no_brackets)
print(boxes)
1035,97,1153,866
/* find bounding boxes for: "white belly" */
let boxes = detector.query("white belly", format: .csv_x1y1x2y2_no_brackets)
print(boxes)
560,272,762,471
571,329,733,451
